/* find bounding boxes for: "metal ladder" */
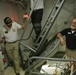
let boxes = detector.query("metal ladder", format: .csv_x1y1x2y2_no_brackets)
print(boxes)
29,0,66,57
25,0,66,73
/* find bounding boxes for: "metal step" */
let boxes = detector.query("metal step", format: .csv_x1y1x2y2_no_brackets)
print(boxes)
52,51,65,58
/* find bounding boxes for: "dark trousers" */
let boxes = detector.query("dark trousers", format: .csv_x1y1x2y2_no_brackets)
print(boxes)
31,9,43,39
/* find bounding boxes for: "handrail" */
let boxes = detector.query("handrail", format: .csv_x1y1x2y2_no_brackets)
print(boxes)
19,0,38,44
24,36,60,71
18,1,38,68
18,27,33,41
28,56,76,75
30,37,60,66
20,42,36,52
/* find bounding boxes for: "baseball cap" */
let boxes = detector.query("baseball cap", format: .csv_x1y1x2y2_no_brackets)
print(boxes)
4,17,12,25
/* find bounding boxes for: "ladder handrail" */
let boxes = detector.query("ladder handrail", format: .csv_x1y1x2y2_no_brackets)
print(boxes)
42,0,60,31
20,42,36,52
19,0,38,44
25,38,60,73
18,27,33,41
37,0,65,49
28,56,76,75
30,39,60,69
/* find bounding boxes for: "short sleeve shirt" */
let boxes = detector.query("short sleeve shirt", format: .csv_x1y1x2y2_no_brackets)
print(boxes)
60,28,76,50
2,22,21,42
30,0,44,10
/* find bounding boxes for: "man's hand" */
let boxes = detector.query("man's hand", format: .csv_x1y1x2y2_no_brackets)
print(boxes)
2,37,6,45
60,37,65,45
23,14,29,19
57,33,65,45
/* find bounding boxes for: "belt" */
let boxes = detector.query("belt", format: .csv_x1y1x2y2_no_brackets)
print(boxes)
6,41,17,44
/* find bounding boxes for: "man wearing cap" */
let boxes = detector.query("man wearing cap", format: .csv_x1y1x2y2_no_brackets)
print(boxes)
1,17,25,75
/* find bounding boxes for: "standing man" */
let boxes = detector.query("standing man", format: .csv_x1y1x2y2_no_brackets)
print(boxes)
2,17,25,75
30,0,44,40
57,17,76,75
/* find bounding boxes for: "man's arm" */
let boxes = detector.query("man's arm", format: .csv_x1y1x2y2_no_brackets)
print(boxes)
20,18,26,30
20,14,29,30
57,33,65,45
1,28,6,45
2,37,6,45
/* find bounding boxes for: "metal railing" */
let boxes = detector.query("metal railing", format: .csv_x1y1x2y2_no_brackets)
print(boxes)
28,56,76,75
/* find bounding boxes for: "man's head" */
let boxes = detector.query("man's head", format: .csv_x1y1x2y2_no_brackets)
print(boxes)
71,17,76,30
4,17,12,28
